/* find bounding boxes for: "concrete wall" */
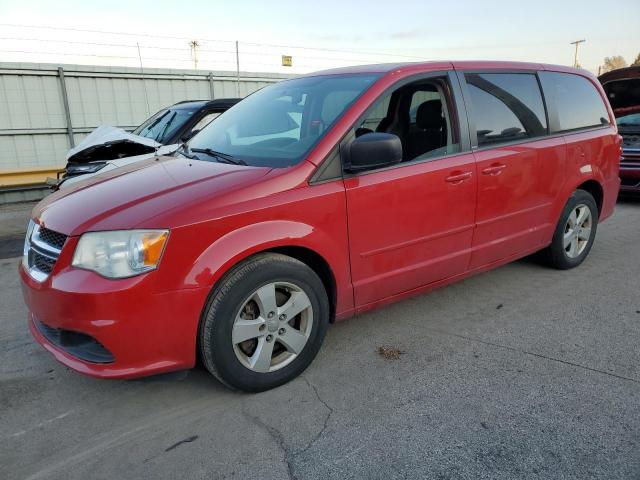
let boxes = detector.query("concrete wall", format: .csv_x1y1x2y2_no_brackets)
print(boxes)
0,62,290,172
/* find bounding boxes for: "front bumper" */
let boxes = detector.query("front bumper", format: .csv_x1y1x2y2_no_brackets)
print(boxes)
620,149,640,193
19,256,210,379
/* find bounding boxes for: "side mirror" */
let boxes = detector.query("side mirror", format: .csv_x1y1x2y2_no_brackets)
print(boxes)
346,132,402,172
180,130,198,142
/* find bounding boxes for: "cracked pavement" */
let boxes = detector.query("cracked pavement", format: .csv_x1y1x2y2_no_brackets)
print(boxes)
1,199,639,479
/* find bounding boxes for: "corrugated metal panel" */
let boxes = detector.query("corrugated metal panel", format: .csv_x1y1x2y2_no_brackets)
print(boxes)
0,61,289,174
0,73,67,130
0,133,69,170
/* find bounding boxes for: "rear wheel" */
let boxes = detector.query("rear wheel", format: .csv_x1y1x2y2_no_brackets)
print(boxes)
199,253,330,392
544,189,598,269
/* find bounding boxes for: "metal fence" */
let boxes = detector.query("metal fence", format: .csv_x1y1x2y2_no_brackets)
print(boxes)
0,61,289,176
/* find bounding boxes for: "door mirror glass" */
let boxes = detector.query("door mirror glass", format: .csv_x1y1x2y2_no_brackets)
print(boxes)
180,130,197,142
347,133,402,172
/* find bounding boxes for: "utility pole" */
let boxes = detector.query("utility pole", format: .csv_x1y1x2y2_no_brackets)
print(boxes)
136,42,150,116
235,40,240,97
189,40,200,70
570,39,586,68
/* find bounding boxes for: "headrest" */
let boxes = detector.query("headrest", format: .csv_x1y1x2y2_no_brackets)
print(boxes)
416,100,443,129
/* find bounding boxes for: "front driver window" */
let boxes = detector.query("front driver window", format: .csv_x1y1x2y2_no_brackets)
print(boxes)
354,77,460,163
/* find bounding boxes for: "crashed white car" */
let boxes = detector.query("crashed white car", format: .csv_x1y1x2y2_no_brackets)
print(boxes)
57,99,240,189
58,126,179,189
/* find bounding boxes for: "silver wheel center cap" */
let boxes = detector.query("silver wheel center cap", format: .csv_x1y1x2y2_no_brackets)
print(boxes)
267,318,279,332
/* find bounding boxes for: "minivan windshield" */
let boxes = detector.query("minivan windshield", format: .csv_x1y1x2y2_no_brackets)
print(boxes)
188,73,380,168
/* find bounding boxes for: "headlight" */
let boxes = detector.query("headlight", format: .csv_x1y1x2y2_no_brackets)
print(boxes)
65,162,107,176
22,219,35,270
72,230,169,278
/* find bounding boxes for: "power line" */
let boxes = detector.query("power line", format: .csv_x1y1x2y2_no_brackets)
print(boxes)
0,36,239,55
0,33,402,63
241,41,426,60
0,47,388,69
0,23,236,44
1,23,600,74
0,49,212,62
0,48,280,68
0,23,426,60
235,48,415,64
0,49,137,59
0,37,401,66
0,36,192,51
0,22,577,64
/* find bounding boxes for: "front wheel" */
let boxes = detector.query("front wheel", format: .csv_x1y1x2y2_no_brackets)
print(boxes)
543,189,599,269
199,253,330,392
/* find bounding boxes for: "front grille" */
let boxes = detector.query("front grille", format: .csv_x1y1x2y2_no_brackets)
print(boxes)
622,135,640,149
34,318,115,364
38,227,67,250
31,250,56,273
621,146,640,168
24,222,68,281
623,137,639,148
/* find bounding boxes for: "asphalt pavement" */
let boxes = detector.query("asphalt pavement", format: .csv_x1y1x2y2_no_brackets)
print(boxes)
0,202,36,259
1,199,639,479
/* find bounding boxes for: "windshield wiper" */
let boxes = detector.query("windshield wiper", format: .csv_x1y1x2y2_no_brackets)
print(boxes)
156,111,177,142
190,148,247,165
139,110,169,137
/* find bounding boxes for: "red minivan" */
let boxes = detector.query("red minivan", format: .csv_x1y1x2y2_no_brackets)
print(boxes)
20,61,621,391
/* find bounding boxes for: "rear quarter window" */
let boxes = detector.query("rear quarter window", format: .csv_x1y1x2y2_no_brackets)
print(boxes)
539,72,610,132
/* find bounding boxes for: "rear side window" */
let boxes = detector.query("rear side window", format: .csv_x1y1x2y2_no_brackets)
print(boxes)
464,73,548,146
539,72,610,132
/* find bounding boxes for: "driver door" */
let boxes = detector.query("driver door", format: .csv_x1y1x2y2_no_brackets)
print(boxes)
343,72,477,308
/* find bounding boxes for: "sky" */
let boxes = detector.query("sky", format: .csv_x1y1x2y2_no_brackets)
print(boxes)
0,0,638,75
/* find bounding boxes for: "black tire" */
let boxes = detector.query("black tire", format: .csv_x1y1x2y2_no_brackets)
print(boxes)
199,253,330,392
543,189,599,269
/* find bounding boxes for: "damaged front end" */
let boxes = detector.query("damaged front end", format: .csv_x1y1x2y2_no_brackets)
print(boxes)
66,126,160,164
53,126,162,190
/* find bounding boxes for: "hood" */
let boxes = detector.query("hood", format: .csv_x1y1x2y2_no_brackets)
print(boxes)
66,126,160,163
599,71,640,119
34,155,272,236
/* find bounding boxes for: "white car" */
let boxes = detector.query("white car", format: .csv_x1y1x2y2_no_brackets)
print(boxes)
56,99,240,189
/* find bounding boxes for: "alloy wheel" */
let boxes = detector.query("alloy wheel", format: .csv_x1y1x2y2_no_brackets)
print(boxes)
231,281,313,373
563,203,592,259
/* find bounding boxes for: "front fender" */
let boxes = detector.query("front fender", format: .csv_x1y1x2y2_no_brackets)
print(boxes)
171,219,354,319
151,179,353,318
186,220,319,286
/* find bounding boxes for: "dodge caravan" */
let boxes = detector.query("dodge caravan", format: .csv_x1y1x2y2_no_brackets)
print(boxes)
20,61,621,392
